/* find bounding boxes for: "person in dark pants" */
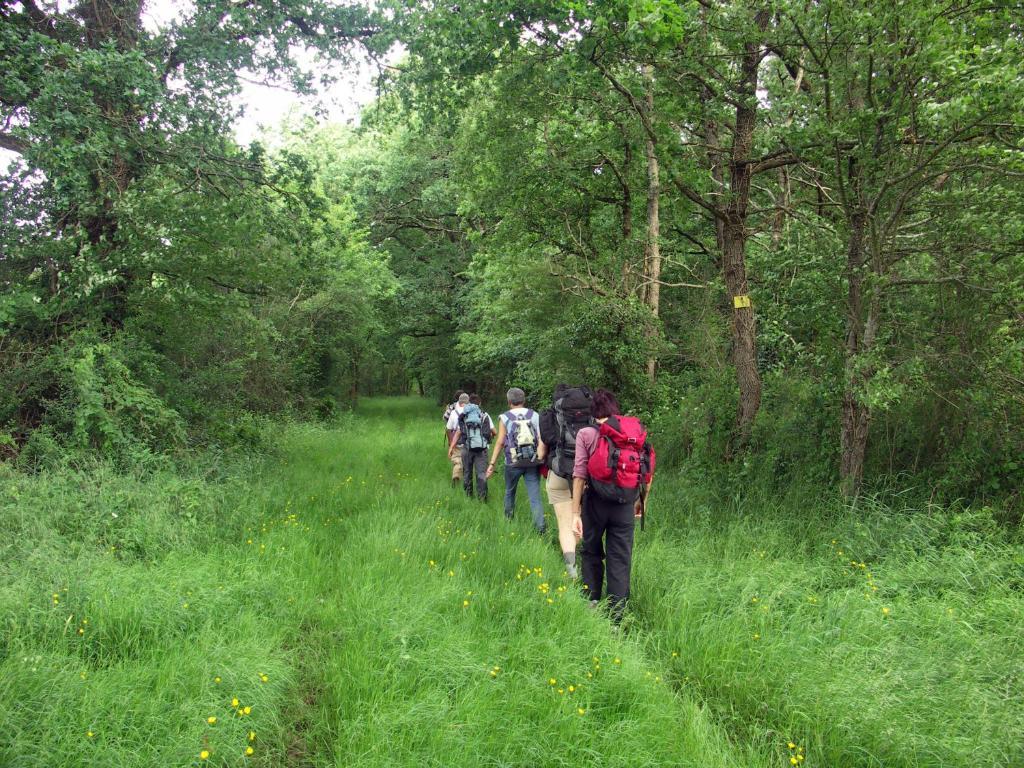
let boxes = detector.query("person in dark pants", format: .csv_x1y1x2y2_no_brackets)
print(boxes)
571,389,654,624
448,393,495,501
485,387,547,534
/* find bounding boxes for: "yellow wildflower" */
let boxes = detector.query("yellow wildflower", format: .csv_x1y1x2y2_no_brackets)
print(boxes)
231,698,239,707
246,746,254,756
207,716,217,725
243,706,251,715
248,731,256,742
577,707,586,715
86,731,94,738
200,751,210,760
549,678,557,685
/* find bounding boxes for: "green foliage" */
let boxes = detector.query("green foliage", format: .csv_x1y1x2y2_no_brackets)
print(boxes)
0,0,396,461
64,339,186,463
369,0,1024,511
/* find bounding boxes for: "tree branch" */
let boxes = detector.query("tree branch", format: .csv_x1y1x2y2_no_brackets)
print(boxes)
0,131,29,154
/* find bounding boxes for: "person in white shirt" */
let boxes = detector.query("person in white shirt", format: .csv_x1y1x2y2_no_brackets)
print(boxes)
486,387,547,533
445,392,470,486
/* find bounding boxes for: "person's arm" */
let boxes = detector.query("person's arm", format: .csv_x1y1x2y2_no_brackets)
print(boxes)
533,412,546,462
571,476,586,537
447,430,460,458
571,428,593,538
486,419,507,478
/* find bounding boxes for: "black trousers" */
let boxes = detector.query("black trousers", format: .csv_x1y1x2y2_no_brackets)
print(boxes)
581,490,636,619
461,447,488,500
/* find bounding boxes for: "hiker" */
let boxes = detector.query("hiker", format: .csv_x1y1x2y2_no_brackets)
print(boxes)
442,390,465,429
571,388,655,623
540,384,594,579
444,392,469,486
485,387,546,534
447,393,495,501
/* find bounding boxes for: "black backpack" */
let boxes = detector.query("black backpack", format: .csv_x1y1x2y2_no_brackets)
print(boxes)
549,386,593,478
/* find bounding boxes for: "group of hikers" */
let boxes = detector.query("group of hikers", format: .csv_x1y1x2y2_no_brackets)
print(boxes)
443,385,655,622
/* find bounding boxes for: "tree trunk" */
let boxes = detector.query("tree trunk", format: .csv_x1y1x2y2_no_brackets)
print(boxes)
722,215,760,445
839,206,877,497
642,65,661,383
722,14,767,447
78,0,145,328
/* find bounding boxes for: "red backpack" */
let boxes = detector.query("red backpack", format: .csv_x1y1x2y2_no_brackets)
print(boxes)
587,415,656,505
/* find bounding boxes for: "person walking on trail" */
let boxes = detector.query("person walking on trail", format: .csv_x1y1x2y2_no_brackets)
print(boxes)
485,387,547,534
443,390,465,428
445,392,469,486
540,384,594,580
571,389,655,623
447,393,495,501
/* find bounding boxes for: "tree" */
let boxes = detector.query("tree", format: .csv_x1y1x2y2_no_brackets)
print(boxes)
776,0,1024,494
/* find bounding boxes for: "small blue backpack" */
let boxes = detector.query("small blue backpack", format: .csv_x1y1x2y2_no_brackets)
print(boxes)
459,404,489,451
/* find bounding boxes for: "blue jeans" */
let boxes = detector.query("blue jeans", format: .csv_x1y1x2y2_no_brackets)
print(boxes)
504,465,545,532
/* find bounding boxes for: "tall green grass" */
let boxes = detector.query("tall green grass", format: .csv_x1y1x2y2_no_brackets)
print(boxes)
630,483,1024,768
4,397,1020,767
1,398,764,767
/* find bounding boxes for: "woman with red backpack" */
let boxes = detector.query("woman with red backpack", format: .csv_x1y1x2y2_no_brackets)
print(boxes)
570,389,655,623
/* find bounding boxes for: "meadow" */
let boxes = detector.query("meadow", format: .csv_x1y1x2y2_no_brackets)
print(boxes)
1,398,1020,767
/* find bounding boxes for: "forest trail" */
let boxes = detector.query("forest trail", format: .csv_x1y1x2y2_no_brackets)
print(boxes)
252,397,767,767
4,398,1021,767
4,396,774,768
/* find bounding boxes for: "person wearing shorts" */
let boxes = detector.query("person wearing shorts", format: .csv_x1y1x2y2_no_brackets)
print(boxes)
546,470,578,578
445,393,469,485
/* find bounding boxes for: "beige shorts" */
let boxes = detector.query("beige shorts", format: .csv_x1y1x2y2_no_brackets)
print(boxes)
546,471,572,505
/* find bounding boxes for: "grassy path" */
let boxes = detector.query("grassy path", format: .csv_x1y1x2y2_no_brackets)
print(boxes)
1,398,768,767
